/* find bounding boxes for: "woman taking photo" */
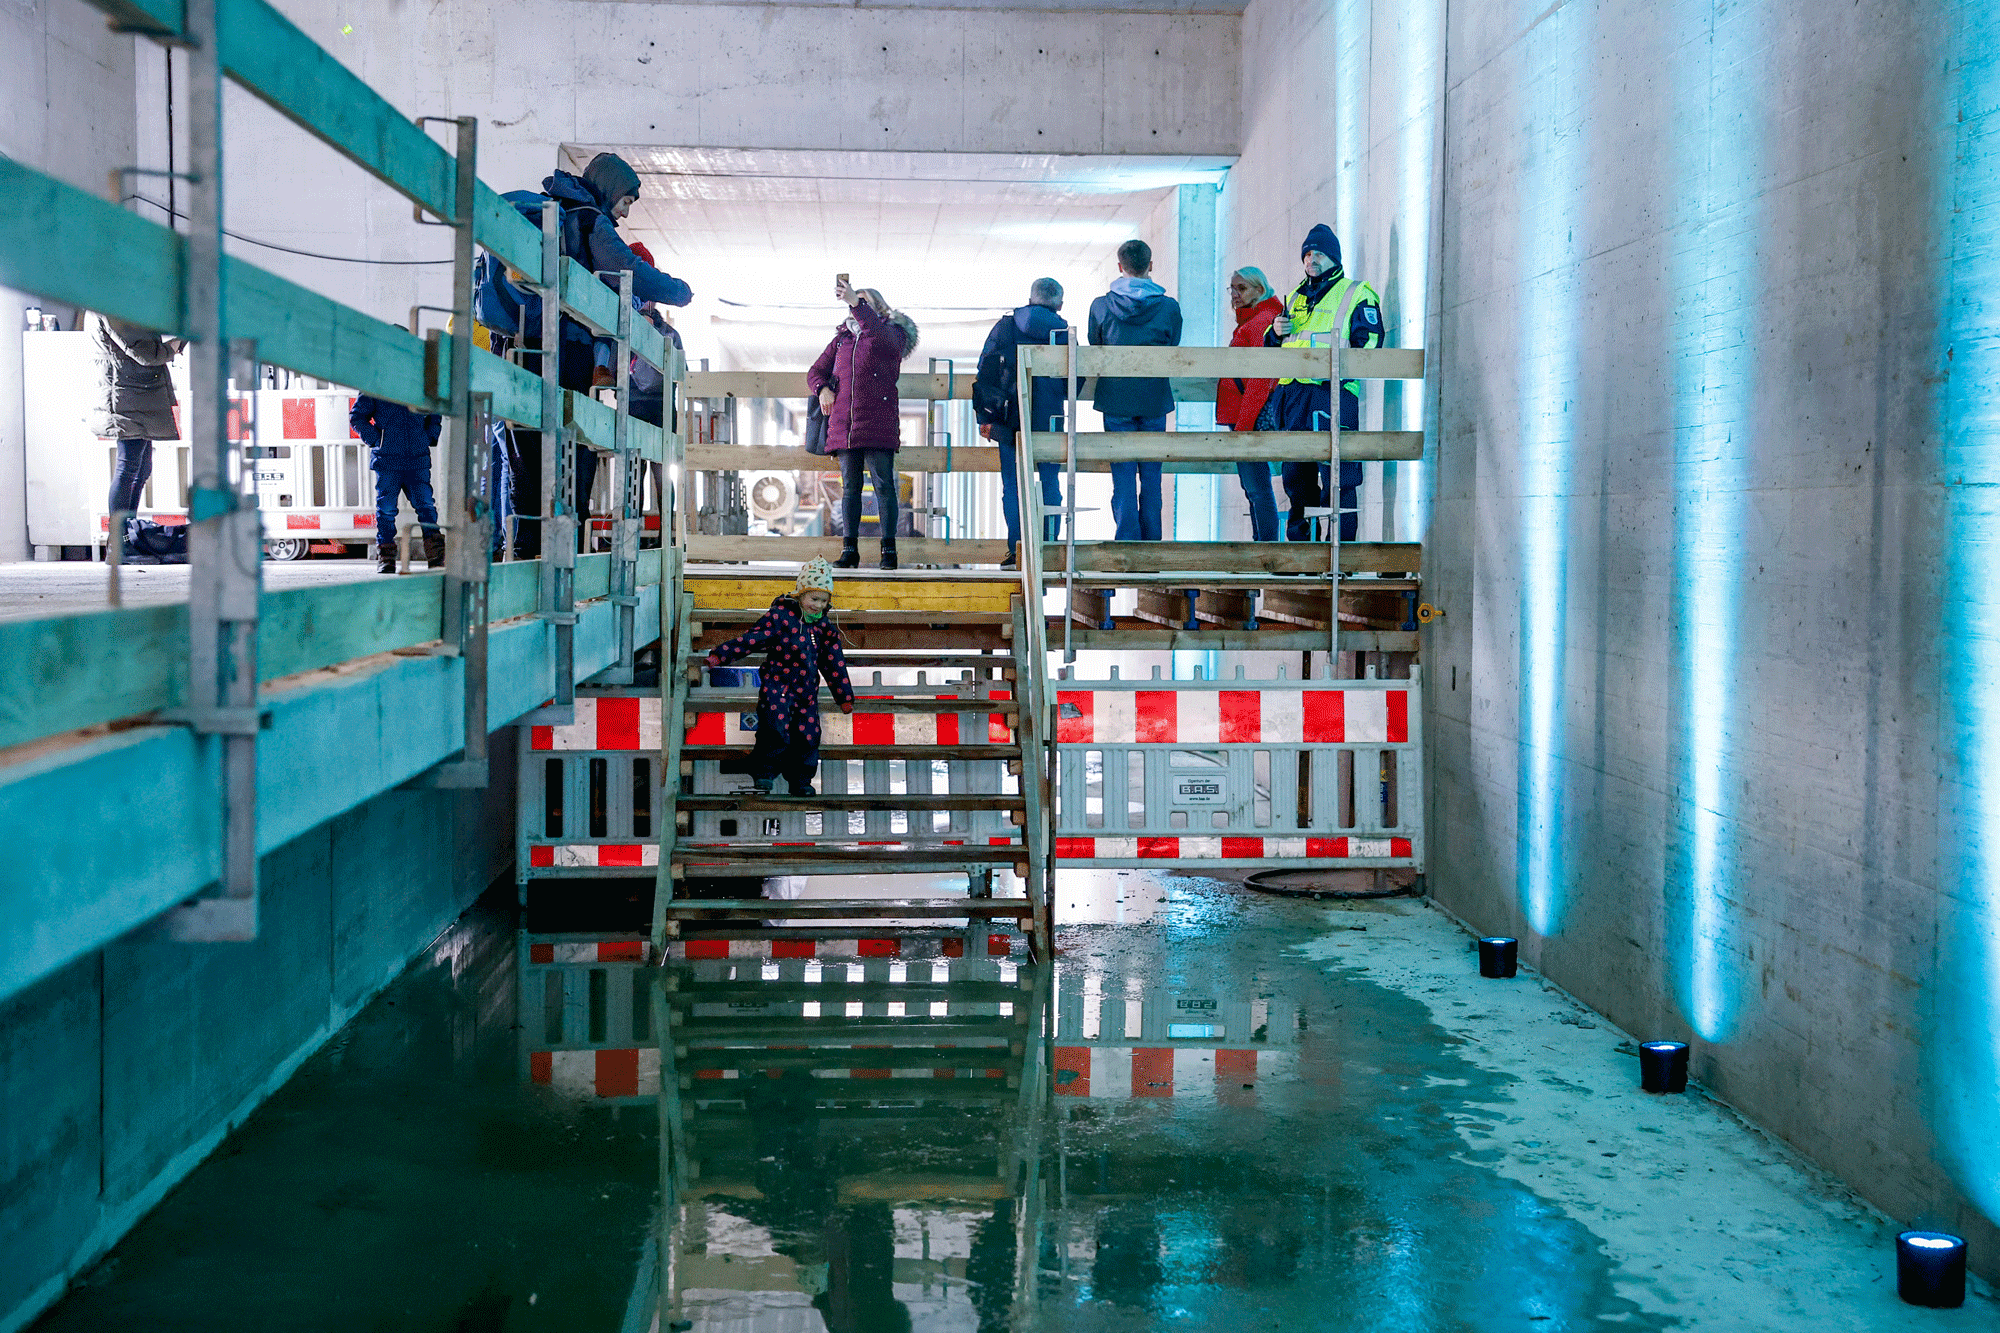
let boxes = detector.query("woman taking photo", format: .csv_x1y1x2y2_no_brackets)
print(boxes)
807,277,920,569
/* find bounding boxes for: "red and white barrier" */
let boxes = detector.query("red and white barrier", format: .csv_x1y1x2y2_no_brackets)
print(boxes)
530,696,663,752
529,1047,662,1099
1056,688,1410,745
1053,1046,1287,1099
1054,835,1413,859
527,843,660,867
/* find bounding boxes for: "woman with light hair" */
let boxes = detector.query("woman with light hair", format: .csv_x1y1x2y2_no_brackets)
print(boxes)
808,278,921,569
1219,265,1286,540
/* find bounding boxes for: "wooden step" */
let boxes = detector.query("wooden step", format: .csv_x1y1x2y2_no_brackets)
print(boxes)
694,625,1013,653
677,1025,1022,1050
683,744,1019,762
687,535,1009,566
678,794,1024,813
682,1049,1018,1072
669,980,1021,1005
688,694,1019,715
662,897,1034,918
695,608,1012,627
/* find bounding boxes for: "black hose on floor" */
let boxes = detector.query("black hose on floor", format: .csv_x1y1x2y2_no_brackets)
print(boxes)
1241,868,1416,901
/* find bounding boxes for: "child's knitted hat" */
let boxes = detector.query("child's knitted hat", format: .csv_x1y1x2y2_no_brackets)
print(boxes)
796,557,836,595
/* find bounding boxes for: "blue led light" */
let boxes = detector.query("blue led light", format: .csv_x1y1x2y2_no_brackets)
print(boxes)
1514,0,1587,937
1664,1,1764,1044
1937,0,2000,1227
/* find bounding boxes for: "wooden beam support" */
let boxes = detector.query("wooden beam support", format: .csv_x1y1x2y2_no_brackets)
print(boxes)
1028,430,1423,464
684,371,975,401
687,535,1009,566
1042,541,1422,575
1059,628,1420,652
1021,344,1425,381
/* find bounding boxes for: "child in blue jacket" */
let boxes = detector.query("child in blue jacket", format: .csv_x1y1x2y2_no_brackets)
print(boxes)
704,558,856,797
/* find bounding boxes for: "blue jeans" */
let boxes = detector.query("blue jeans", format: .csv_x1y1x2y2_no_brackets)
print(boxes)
109,439,153,514
1102,415,1166,541
994,426,1062,548
374,464,439,547
1236,460,1281,542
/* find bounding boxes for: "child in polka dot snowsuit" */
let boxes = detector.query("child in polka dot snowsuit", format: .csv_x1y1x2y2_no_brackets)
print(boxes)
703,557,856,796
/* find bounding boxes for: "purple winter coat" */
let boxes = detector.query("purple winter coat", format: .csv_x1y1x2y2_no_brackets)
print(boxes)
806,301,908,453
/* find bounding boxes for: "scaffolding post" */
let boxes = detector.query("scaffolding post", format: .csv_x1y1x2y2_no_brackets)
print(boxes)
539,199,577,716
1330,341,1342,665
169,0,263,942
606,268,639,683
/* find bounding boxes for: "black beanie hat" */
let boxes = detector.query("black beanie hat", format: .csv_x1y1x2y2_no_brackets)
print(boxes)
1301,223,1342,268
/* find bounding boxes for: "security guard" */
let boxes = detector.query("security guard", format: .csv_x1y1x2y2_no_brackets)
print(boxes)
1263,223,1382,541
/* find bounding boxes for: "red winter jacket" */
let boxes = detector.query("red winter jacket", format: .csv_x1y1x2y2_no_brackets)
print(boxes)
1217,296,1284,430
806,301,909,453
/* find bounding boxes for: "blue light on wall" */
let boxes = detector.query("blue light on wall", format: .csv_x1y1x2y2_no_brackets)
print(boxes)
1665,0,1762,1045
1937,0,2000,1225
1514,0,1588,938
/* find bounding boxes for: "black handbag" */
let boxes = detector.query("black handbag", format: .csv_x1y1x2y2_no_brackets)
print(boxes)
804,388,832,455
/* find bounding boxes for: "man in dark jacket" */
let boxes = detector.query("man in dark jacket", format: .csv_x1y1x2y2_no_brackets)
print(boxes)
88,314,184,521
1087,240,1182,541
1264,223,1383,541
513,152,693,558
974,278,1069,568
351,395,443,573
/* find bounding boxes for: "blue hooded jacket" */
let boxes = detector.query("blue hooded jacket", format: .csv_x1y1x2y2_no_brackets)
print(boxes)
350,395,441,469
973,303,1070,436
1087,276,1182,419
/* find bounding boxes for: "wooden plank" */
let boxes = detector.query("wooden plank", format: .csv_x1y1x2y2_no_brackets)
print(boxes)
685,744,1017,761
689,444,1005,474
697,608,1011,626
1028,430,1423,464
678,794,1024,813
690,695,1018,715
661,897,1033,914
687,535,1010,566
1061,628,1420,652
687,577,1016,614
559,256,668,372
684,371,975,401
1020,345,1425,381
87,0,184,34
694,625,1011,653
1043,541,1422,575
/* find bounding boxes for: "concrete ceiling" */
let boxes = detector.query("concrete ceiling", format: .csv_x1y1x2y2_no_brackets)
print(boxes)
563,146,1230,372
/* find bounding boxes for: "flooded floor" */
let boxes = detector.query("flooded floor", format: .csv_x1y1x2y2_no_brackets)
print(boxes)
33,873,1997,1331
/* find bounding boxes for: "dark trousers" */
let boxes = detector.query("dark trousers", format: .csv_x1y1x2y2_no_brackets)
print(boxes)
1271,381,1362,541
1102,415,1166,541
109,438,153,514
993,425,1062,548
839,449,899,544
510,338,595,558
374,464,439,547
746,725,818,788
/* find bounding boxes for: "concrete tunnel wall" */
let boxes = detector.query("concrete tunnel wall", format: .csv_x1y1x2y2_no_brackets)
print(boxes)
1222,0,2000,1271
0,727,518,1331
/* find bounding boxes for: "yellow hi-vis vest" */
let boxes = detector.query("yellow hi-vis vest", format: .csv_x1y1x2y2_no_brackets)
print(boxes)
1277,275,1381,389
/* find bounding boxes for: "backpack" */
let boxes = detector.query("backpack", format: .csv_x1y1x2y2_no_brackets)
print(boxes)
472,189,601,340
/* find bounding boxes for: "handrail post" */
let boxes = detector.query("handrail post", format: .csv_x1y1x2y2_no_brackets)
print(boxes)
170,0,263,942
607,268,639,683
1330,342,1342,669
1063,328,1079,664
538,200,577,713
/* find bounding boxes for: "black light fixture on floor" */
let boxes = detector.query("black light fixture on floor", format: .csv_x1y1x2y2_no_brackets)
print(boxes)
1896,1231,1967,1308
1477,937,1517,978
1638,1041,1689,1093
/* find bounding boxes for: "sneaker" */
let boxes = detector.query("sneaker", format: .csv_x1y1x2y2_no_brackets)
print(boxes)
1000,546,1019,571
786,784,817,798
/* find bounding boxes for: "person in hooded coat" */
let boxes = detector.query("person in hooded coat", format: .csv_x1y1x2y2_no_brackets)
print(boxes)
89,314,185,522
350,395,444,572
512,152,693,558
973,277,1070,567
1218,266,1286,541
1262,224,1383,542
807,278,920,570
703,557,857,796
1087,239,1183,541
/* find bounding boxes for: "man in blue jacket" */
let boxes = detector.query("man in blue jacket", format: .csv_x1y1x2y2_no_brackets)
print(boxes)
351,395,443,573
974,278,1070,569
512,152,693,558
1088,240,1182,541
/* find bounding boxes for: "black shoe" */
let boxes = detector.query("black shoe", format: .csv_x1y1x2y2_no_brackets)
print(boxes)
834,547,860,569
786,783,817,798
1001,546,1019,571
879,545,898,571
751,777,775,795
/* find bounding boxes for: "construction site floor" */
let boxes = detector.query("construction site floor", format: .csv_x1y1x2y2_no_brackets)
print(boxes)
0,558,402,620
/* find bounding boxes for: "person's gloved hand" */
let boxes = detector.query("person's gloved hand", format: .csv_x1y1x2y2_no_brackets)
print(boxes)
704,653,722,669
839,702,854,715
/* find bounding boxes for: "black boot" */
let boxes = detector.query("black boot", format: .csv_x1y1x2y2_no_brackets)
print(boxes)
1001,545,1019,571
422,530,446,569
375,542,397,574
834,542,860,570
879,539,898,572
